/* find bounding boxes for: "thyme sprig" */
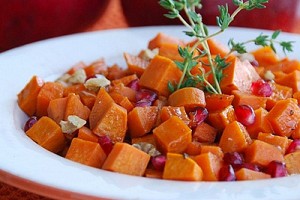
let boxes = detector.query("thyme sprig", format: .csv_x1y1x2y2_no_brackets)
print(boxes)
159,0,293,94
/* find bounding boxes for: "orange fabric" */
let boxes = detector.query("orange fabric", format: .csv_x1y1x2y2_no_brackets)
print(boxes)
1,0,127,199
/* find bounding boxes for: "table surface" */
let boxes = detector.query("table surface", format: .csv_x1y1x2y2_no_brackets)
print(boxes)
1,0,300,199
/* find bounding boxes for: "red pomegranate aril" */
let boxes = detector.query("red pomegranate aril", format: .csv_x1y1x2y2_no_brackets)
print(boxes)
98,135,113,156
286,139,300,154
223,152,243,166
23,116,38,132
136,89,157,102
250,60,259,68
251,79,273,97
127,79,140,91
151,155,166,171
265,161,288,178
135,100,152,107
219,165,236,181
189,107,208,128
235,105,256,126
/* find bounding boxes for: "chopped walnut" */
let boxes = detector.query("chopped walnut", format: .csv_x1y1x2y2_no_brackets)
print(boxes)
141,48,159,61
60,115,86,134
132,142,161,157
264,70,275,81
67,69,87,84
238,53,255,63
84,74,111,92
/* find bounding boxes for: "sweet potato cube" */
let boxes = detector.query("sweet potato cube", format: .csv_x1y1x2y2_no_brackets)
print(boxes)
111,74,138,87
145,168,163,179
245,140,284,166
184,141,202,156
219,121,252,153
193,122,217,143
266,82,293,110
235,168,271,180
266,98,300,137
284,151,300,175
139,55,182,97
208,105,236,130
17,76,44,116
220,57,260,94
160,106,190,125
168,87,206,110
64,93,90,121
110,84,136,102
123,52,149,77
109,92,134,112
158,43,184,62
251,46,279,66
77,126,99,143
153,116,192,153
257,132,289,154
26,116,65,153
275,70,300,93
128,106,158,138
78,90,96,110
163,153,203,181
148,32,184,50
205,93,234,112
93,102,127,143
246,108,272,139
65,138,106,168
63,83,85,97
200,145,224,158
47,97,67,124
193,152,223,181
89,87,114,129
36,82,64,117
131,134,156,146
102,142,150,176
232,90,267,110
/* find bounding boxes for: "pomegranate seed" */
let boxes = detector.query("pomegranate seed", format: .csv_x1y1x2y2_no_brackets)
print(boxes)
251,79,273,97
23,116,38,132
286,139,300,154
127,79,140,91
250,60,259,67
136,89,157,102
151,155,166,171
235,105,256,126
223,152,243,166
98,135,113,155
219,165,236,181
135,100,153,107
189,107,208,128
265,161,287,178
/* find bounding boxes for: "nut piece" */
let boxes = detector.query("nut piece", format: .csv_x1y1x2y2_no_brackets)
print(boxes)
84,74,110,92
60,115,86,134
132,142,161,157
264,70,275,81
140,48,159,61
67,69,87,84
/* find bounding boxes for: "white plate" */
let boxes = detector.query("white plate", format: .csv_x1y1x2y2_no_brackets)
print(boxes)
1,26,300,200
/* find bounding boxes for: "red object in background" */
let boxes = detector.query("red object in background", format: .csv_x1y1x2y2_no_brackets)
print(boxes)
0,0,109,52
121,0,300,32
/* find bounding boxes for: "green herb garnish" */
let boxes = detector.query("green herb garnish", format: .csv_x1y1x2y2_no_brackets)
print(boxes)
159,0,294,94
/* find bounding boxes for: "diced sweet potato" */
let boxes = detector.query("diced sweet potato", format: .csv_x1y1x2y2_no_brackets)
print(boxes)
93,102,127,143
251,46,279,66
266,98,300,137
36,82,64,117
153,116,192,154
128,106,158,138
246,108,272,139
26,116,65,153
184,141,202,156
168,87,206,110
158,43,184,62
163,153,203,181
266,82,293,110
232,90,267,110
110,84,136,102
47,97,67,124
89,87,114,129
65,138,106,168
284,151,300,175
139,55,182,97
102,142,150,176
220,56,260,94
245,140,284,166
275,70,300,93
145,168,163,179
160,106,190,125
109,91,134,112
64,93,90,121
193,122,217,143
257,132,289,154
193,152,223,181
235,168,271,180
208,105,236,131
77,126,99,143
17,76,44,116
63,84,85,97
124,52,149,77
205,93,234,112
219,121,252,153
148,32,185,50
111,74,138,87
200,145,224,158
131,134,156,146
